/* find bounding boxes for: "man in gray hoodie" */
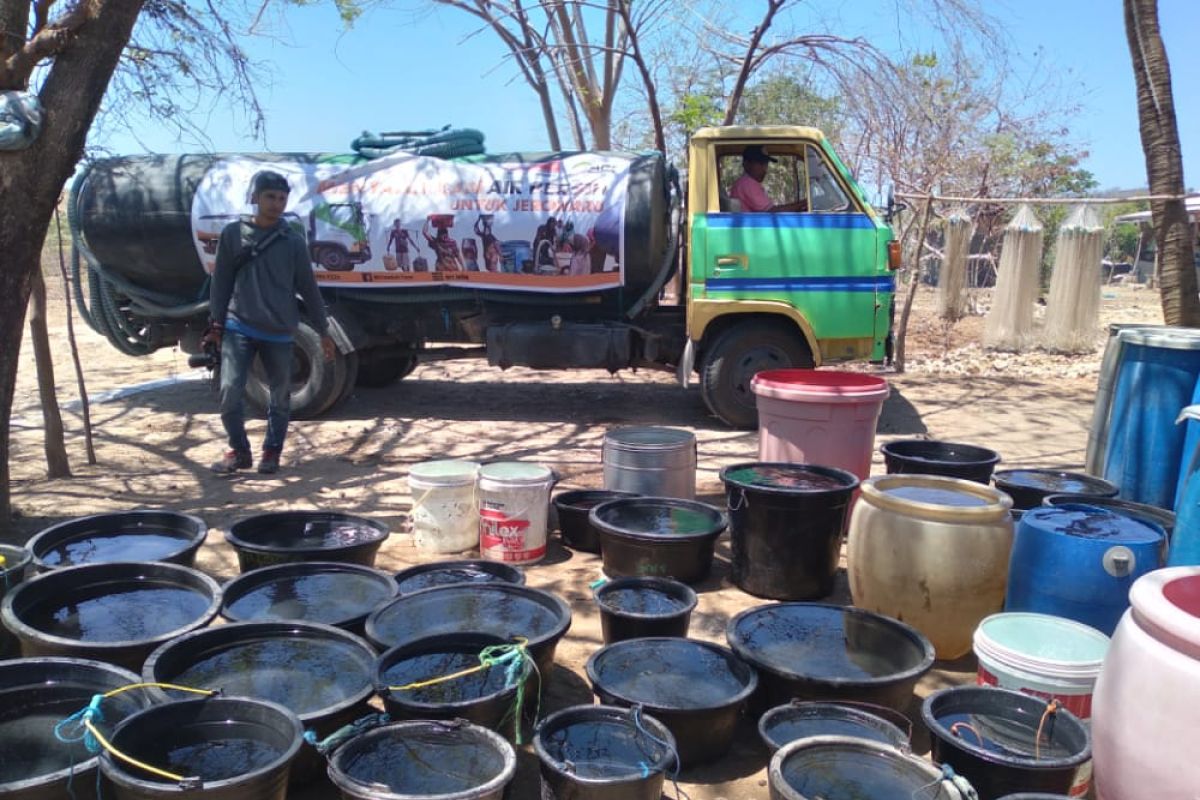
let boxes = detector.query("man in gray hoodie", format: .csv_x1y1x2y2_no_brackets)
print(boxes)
206,170,333,474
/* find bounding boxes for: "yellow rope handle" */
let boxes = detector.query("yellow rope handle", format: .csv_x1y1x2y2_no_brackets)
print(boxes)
104,682,218,699
387,637,529,693
84,719,191,783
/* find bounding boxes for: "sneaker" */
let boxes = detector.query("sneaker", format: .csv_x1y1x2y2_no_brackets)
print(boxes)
211,449,252,474
258,448,282,474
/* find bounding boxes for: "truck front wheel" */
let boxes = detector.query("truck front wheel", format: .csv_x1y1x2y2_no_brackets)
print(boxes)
245,321,350,419
700,321,813,429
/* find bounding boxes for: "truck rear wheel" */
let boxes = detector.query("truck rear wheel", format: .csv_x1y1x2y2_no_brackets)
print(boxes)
245,321,348,420
355,351,418,388
700,320,813,429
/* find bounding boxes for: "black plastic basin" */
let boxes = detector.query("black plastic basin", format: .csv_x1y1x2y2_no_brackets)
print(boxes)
27,510,208,571
534,704,676,800
585,637,757,767
727,603,935,712
1043,493,1177,541
365,583,572,680
374,632,531,742
720,462,859,600
100,697,303,800
225,511,390,572
881,440,1002,484
0,544,32,658
393,559,525,595
768,735,955,800
758,700,909,754
143,620,377,785
589,497,727,584
220,561,398,635
923,686,1091,799
594,576,697,644
327,720,517,800
554,489,639,552
0,656,152,800
0,561,222,671
993,469,1118,511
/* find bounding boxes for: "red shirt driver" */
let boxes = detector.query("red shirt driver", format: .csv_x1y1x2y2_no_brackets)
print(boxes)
728,145,807,213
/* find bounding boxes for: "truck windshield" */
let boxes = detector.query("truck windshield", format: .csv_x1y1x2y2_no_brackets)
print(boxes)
804,145,852,212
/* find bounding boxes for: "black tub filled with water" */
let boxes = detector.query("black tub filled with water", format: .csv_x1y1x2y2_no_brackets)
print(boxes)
727,603,935,713
27,511,208,571
0,656,153,800
923,686,1091,799
720,463,859,600
594,576,697,644
758,700,909,754
327,720,516,800
374,632,531,741
0,544,32,657
993,469,1118,511
881,440,1002,484
0,561,222,671
554,489,639,553
585,637,757,766
535,704,677,800
143,620,377,785
393,559,524,595
768,735,971,800
221,561,397,634
365,583,572,680
100,697,303,800
224,511,390,572
589,497,727,584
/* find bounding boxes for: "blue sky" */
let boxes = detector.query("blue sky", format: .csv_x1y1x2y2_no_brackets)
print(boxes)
100,0,1197,191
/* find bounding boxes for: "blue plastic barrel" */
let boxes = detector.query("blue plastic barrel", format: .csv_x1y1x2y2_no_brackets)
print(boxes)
1102,328,1200,509
1005,504,1166,635
1085,323,1166,476
1171,405,1200,567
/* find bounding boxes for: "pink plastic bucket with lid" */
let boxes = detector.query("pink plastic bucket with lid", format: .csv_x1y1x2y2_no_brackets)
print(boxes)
751,369,890,480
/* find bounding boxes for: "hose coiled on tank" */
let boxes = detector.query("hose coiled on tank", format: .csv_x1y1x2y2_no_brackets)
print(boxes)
68,161,206,356
350,125,486,160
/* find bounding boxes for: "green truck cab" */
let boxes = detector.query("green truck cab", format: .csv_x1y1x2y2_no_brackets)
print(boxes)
685,126,898,426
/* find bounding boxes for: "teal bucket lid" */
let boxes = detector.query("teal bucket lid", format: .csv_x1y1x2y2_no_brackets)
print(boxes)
409,460,480,486
976,612,1109,666
478,461,554,484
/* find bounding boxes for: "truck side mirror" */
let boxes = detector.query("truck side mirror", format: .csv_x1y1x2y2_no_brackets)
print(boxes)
883,185,907,223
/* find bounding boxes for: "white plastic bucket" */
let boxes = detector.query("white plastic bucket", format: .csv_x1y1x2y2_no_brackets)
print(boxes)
477,462,555,565
408,460,481,553
973,611,1110,720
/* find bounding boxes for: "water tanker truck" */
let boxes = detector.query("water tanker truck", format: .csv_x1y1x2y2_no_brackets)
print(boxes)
70,126,900,428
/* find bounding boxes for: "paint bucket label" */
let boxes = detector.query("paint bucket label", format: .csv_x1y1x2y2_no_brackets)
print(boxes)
479,505,544,564
977,665,1093,720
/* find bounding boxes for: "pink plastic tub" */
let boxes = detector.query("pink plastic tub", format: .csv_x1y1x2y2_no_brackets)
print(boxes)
752,370,890,479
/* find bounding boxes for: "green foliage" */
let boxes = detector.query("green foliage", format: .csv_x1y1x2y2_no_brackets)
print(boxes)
667,92,723,136
289,0,364,25
734,74,842,144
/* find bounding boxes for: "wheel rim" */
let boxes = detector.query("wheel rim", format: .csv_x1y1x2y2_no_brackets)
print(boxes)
732,346,792,407
323,249,347,269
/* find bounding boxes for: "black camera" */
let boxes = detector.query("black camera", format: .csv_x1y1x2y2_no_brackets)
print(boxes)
188,340,220,370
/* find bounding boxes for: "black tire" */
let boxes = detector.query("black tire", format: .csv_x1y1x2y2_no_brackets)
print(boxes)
355,351,418,388
319,246,354,272
245,321,347,420
700,320,814,429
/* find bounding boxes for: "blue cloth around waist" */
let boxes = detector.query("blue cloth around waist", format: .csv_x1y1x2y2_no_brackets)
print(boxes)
226,316,292,344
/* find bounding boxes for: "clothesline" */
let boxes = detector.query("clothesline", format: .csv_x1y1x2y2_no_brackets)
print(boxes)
896,192,1198,205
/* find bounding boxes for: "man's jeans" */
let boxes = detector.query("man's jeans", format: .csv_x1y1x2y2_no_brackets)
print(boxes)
219,330,293,453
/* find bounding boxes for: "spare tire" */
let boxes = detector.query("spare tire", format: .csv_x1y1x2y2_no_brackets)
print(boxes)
245,320,347,419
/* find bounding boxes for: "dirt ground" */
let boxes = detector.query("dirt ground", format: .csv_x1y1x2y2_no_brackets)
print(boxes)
4,274,1165,799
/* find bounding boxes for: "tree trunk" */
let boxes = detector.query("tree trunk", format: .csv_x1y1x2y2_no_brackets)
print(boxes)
55,208,97,465
0,0,144,531
1124,0,1200,326
894,198,935,373
29,269,71,478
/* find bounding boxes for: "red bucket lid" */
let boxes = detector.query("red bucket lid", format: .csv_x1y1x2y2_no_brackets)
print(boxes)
751,369,890,401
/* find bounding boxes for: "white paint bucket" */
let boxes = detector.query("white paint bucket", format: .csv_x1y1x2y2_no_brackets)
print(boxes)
408,460,481,553
478,462,555,565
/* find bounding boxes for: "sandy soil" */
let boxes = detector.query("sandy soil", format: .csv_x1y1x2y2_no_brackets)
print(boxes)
4,273,1165,799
